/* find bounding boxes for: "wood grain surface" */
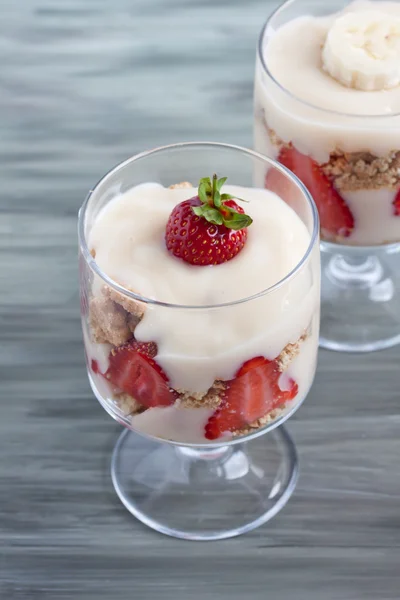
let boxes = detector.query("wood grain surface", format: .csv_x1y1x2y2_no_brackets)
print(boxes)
1,0,400,598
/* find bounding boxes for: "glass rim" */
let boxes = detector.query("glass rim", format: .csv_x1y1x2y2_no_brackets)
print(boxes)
257,0,400,120
78,141,319,310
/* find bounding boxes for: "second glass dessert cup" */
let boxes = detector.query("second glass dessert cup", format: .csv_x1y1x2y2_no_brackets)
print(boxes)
78,142,320,540
254,0,400,352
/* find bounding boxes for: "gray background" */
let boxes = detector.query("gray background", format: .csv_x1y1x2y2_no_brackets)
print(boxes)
2,0,400,598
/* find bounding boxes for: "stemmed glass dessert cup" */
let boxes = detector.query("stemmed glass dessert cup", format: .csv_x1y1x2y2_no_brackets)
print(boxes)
78,142,320,540
254,0,400,352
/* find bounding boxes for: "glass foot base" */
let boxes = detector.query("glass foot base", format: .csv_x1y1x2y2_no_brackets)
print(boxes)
320,243,400,353
111,427,299,541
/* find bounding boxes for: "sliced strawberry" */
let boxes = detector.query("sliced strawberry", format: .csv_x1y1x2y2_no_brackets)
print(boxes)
105,340,177,408
266,146,354,240
393,188,400,216
205,356,298,440
91,359,100,374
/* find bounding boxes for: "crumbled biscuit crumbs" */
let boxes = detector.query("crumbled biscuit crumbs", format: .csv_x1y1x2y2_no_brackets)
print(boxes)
103,285,145,322
267,127,284,149
267,126,400,192
322,150,400,191
115,393,144,416
232,406,287,437
90,248,96,258
89,296,132,346
89,299,109,343
90,321,108,344
177,381,226,410
168,181,193,189
127,313,141,333
277,331,308,372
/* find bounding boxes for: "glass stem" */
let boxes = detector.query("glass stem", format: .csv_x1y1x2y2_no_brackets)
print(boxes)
177,445,233,462
326,253,383,289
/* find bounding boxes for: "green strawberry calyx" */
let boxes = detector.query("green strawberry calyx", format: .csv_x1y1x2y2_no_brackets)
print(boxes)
192,174,253,231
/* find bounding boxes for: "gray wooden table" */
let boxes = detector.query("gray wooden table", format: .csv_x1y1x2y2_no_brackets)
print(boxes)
2,0,400,598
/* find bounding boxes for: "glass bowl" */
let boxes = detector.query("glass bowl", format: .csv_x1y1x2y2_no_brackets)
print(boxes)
78,141,320,540
254,0,400,352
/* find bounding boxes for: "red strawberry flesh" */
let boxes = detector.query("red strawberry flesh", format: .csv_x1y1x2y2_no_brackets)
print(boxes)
105,340,177,408
394,188,400,216
205,356,298,440
266,146,355,240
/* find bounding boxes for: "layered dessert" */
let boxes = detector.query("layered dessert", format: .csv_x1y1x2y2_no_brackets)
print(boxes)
82,175,319,443
254,0,400,246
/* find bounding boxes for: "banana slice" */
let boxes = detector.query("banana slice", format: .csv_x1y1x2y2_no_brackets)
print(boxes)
322,10,400,91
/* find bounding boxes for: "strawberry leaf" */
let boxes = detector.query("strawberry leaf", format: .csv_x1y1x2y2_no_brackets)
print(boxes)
199,177,212,191
222,212,253,230
192,205,204,217
195,174,252,230
193,205,223,225
221,193,248,203
203,207,223,225
216,177,227,193
199,181,211,204
211,174,221,208
213,190,222,208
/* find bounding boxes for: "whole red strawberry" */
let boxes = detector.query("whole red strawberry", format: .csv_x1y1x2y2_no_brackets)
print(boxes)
165,174,253,266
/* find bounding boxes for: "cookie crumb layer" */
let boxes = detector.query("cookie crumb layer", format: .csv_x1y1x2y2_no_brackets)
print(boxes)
267,126,400,193
277,331,307,372
177,381,226,410
232,406,286,437
322,150,400,192
89,285,145,346
89,296,132,346
104,286,145,322
115,393,144,416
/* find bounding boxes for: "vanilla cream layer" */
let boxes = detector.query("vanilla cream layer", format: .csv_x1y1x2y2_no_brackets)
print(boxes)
89,183,319,392
342,189,400,245
256,0,400,162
